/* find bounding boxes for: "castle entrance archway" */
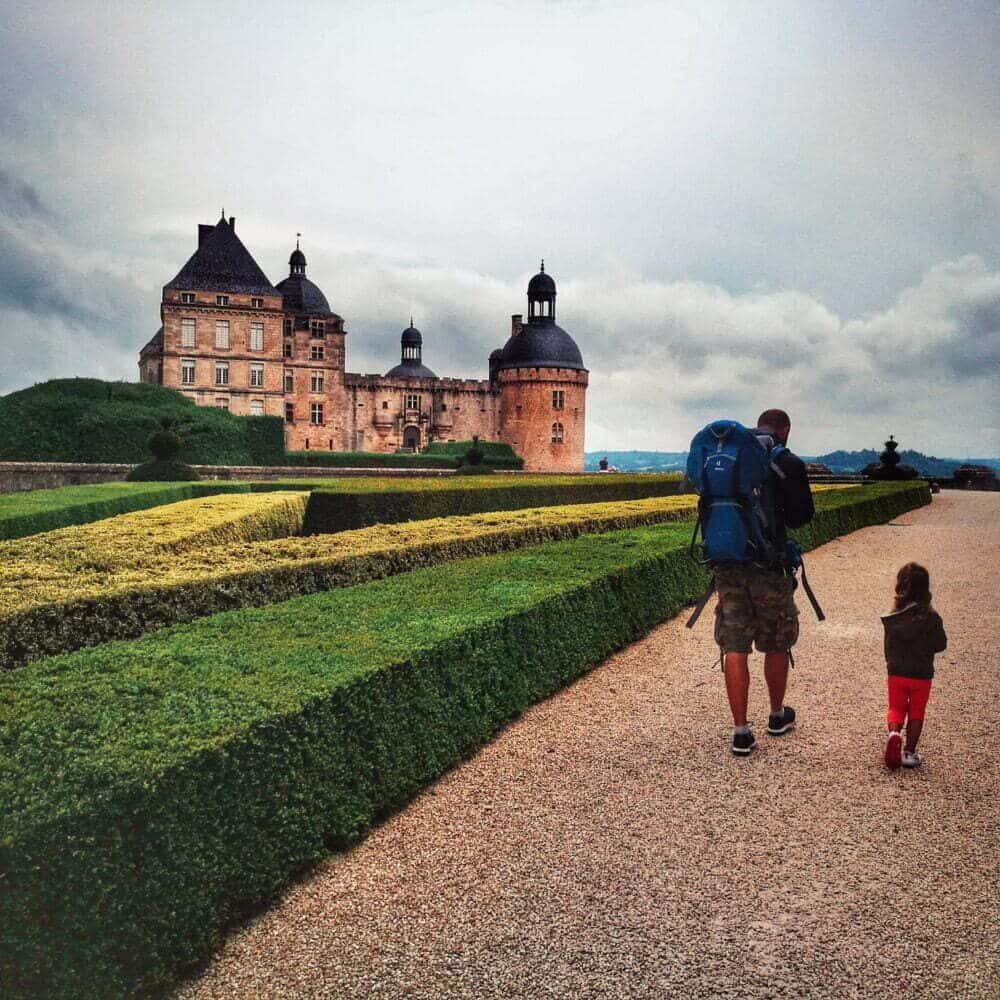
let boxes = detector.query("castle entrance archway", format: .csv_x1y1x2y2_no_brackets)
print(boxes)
403,425,421,451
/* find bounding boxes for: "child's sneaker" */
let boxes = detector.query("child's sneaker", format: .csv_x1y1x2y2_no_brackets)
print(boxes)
884,731,902,770
902,750,922,768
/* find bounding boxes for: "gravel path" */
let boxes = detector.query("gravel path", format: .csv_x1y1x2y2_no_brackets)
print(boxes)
176,491,999,1000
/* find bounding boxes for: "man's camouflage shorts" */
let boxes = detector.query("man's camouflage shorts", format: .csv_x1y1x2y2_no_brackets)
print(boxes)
713,564,799,654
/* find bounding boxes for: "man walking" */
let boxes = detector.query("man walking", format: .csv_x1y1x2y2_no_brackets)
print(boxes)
710,409,814,756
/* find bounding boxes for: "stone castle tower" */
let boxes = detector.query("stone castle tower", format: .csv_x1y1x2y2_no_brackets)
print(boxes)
139,216,588,471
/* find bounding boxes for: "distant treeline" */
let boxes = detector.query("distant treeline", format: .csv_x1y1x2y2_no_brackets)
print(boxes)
585,449,1000,476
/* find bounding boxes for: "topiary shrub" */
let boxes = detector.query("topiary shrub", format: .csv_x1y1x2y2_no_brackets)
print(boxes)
126,418,200,481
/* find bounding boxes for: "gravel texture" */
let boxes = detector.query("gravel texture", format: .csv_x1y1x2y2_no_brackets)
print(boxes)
176,491,999,1000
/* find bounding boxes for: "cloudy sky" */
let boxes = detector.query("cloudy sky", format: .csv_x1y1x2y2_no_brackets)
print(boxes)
1,0,997,456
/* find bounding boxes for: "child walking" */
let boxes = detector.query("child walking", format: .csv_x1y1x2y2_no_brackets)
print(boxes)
882,562,947,770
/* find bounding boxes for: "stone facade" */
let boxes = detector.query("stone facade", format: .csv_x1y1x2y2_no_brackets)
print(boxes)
140,216,588,471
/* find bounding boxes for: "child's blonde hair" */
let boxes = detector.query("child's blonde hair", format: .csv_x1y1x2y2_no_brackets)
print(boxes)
894,561,932,612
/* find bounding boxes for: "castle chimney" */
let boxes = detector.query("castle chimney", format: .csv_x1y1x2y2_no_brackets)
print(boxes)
229,216,236,230
511,314,523,336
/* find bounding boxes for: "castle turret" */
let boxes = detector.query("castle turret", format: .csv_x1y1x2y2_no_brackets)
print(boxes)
496,262,588,472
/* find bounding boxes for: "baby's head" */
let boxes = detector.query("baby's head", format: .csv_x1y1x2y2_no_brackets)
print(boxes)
894,561,932,610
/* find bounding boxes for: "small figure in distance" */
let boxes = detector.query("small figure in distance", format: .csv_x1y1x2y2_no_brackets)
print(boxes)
882,563,948,770
598,455,609,472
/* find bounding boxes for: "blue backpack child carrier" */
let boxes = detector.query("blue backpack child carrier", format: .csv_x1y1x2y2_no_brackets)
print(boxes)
685,419,786,565
684,419,824,628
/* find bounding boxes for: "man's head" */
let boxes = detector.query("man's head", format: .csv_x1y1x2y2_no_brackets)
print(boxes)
757,408,791,444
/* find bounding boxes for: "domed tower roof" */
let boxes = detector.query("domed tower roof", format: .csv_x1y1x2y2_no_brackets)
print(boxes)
275,237,338,317
497,263,586,372
386,319,437,378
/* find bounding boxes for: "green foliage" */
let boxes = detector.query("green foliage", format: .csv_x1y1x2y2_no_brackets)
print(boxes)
0,481,930,1000
0,494,699,669
283,450,457,469
125,459,201,481
302,472,687,532
425,439,523,469
0,379,284,465
0,482,252,541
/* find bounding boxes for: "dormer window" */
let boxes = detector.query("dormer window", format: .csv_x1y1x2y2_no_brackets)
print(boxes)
310,320,326,337
251,297,263,308
217,295,229,306
283,318,293,336
180,292,196,304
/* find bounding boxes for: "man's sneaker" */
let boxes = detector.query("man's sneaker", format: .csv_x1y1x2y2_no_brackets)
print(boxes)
732,728,757,757
884,731,903,770
767,706,796,736
902,750,922,768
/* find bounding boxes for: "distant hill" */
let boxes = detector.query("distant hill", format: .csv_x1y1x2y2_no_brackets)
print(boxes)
0,379,284,465
586,448,1000,476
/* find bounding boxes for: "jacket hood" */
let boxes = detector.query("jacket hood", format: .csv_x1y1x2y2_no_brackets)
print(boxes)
881,603,934,641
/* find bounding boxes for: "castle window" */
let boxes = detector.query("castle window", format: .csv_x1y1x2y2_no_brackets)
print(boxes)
216,295,229,306
216,397,229,410
214,362,229,386
181,358,196,385
382,400,389,409
284,318,294,336
551,422,564,443
284,369,294,393
215,321,230,349
552,390,565,410
283,339,293,358
285,402,294,423
439,403,447,411
249,364,264,388
405,393,420,410
310,320,326,337
181,318,196,348
180,292,196,304
310,372,324,393
251,297,263,308
249,321,264,352
249,399,264,416
310,344,325,360
310,403,324,425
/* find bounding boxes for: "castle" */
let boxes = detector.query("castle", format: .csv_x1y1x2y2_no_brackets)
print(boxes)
138,214,588,472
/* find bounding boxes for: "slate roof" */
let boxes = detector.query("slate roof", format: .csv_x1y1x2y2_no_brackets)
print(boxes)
139,327,163,356
385,359,438,379
165,217,279,296
276,274,338,317
497,320,585,372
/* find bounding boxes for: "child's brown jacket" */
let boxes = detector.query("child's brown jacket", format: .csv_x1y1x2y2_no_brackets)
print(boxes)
881,603,948,680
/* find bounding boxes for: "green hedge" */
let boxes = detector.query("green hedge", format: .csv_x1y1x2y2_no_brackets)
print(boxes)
283,450,458,469
424,440,524,469
302,472,687,532
0,481,252,541
0,379,285,465
0,495,698,670
0,482,929,1000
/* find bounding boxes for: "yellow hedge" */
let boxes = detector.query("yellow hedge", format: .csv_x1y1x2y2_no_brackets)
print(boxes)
0,494,699,668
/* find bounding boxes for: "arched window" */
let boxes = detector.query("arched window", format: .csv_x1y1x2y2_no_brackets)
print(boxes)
551,422,564,443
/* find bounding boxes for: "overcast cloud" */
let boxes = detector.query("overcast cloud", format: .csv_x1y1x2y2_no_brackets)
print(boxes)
0,0,997,455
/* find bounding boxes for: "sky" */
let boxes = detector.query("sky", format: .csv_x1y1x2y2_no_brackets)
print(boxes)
0,0,997,457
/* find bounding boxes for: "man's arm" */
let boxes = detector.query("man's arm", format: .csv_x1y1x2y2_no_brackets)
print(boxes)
778,451,814,528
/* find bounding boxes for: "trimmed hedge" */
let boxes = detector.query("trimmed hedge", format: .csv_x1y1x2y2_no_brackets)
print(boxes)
284,450,458,469
0,379,285,465
0,481,253,541
0,495,700,669
302,472,687,532
0,482,930,1000
424,440,524,469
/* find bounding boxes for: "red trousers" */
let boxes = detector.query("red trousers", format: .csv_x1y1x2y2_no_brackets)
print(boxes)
886,674,932,726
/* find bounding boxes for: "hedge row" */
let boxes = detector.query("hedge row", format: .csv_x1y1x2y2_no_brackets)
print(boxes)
283,450,458,469
0,495,701,669
0,482,931,1000
0,379,285,465
424,440,524,469
302,472,687,532
0,481,253,541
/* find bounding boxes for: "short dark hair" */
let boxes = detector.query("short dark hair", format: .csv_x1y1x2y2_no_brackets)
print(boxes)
757,408,791,431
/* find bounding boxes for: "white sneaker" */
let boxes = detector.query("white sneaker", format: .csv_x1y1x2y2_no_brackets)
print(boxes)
902,750,922,768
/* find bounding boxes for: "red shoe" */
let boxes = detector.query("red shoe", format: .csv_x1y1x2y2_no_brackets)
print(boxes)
884,731,902,770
